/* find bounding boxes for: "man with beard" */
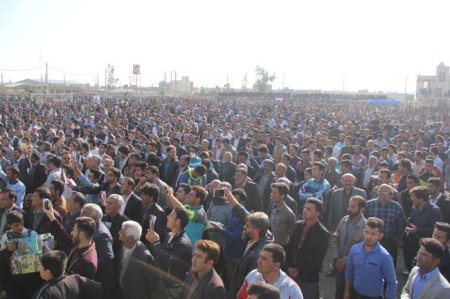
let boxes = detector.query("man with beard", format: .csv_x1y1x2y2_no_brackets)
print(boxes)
231,210,273,299
65,217,98,279
332,196,367,299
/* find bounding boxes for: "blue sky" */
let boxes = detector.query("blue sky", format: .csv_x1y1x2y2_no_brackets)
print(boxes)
1,0,449,93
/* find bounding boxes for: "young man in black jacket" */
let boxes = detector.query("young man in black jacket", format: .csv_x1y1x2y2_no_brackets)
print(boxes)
33,250,102,299
286,198,329,299
146,207,192,299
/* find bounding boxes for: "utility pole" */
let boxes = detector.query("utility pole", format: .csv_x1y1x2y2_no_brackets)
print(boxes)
404,76,408,95
63,74,66,85
1,73,3,85
45,63,49,94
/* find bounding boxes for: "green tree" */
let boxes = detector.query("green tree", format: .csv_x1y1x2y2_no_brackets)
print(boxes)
254,66,276,92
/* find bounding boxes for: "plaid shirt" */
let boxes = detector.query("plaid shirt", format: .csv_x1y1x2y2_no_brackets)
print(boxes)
364,198,407,239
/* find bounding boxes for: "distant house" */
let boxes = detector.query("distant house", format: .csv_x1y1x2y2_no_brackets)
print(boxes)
416,62,450,106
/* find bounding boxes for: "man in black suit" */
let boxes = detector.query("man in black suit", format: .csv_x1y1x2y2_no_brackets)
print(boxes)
116,220,159,299
102,194,129,267
160,145,179,187
120,177,144,223
140,183,168,245
233,168,263,212
433,222,450,282
428,178,450,223
28,187,63,236
81,203,115,299
286,198,329,299
17,151,47,195
231,129,246,152
0,188,24,236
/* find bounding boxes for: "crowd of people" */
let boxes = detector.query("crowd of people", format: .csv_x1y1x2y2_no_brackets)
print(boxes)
0,94,449,299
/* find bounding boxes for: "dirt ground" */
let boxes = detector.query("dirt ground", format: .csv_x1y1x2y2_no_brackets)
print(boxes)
319,241,408,299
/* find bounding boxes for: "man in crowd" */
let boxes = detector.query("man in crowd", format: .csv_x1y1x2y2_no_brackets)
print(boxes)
101,194,129,266
33,250,102,299
268,182,296,246
432,222,450,282
332,196,367,299
234,167,263,212
0,188,24,236
427,177,450,223
119,176,143,223
145,207,192,299
365,184,407,267
231,211,273,299
286,198,329,299
403,186,442,273
327,173,367,233
344,217,397,299
298,162,331,217
401,238,450,298
180,240,226,299
0,166,26,208
116,220,159,299
81,203,114,299
140,182,168,245
237,243,303,299
66,216,98,279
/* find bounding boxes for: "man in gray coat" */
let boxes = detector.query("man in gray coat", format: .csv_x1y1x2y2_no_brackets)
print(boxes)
327,173,367,233
401,238,450,298
116,220,159,299
332,196,367,299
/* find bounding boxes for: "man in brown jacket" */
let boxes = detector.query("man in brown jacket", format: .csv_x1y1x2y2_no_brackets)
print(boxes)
180,240,226,299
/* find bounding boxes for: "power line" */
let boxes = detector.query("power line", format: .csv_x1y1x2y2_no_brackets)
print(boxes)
48,65,101,77
0,65,45,72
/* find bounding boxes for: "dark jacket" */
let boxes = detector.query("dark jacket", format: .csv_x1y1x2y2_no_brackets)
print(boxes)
160,158,179,187
439,246,450,283
223,204,247,259
285,219,329,283
240,180,263,213
117,241,159,299
66,242,98,279
27,209,62,236
123,193,144,223
94,222,115,290
102,213,129,265
435,194,450,223
253,172,275,213
48,218,75,254
151,231,192,282
141,202,169,245
231,233,273,298
19,159,48,195
181,269,226,299
32,274,103,299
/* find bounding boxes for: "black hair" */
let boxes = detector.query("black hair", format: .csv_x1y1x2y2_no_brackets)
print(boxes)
40,250,67,278
74,217,96,239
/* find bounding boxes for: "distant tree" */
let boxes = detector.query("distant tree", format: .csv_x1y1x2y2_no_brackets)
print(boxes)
254,66,276,92
107,64,118,89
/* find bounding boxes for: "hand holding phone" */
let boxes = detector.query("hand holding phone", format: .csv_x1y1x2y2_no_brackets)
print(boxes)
213,188,225,198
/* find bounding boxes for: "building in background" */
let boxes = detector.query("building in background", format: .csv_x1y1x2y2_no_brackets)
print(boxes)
416,62,450,106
